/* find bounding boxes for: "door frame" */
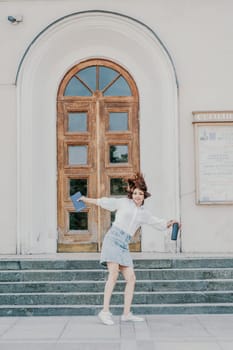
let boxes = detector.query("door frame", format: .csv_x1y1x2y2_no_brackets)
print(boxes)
57,59,140,252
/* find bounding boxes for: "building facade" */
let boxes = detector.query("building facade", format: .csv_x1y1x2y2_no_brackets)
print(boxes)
1,0,233,255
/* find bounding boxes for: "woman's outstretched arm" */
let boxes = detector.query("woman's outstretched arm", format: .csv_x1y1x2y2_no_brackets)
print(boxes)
80,196,98,206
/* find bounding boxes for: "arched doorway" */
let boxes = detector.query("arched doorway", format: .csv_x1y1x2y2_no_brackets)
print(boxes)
17,11,179,255
57,59,140,252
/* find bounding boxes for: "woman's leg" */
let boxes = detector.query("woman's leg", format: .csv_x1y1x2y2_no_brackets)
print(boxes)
120,266,136,316
102,262,119,312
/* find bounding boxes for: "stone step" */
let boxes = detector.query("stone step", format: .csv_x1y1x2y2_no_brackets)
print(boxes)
0,290,233,305
0,279,233,293
1,303,233,317
1,268,233,282
1,258,233,270
1,257,233,316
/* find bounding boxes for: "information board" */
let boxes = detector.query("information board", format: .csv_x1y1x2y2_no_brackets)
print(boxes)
194,122,233,204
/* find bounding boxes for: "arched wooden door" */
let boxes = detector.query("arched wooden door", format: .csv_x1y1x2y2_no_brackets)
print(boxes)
57,59,140,252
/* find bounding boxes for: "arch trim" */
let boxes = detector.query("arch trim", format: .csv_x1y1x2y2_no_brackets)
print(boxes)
15,9,178,87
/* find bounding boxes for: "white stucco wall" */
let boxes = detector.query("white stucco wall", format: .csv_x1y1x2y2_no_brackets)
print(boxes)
0,86,17,253
1,0,233,254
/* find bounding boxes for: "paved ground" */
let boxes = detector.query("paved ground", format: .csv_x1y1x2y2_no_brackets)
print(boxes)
0,314,232,349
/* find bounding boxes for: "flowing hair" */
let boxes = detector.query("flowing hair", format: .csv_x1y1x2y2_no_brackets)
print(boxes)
125,172,151,199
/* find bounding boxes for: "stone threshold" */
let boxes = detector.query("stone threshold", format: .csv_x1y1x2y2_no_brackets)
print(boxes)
1,252,233,261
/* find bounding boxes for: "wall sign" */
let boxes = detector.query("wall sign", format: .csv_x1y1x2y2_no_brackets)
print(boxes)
193,111,233,204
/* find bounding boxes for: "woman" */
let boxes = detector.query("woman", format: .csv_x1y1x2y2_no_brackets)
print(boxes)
80,173,179,325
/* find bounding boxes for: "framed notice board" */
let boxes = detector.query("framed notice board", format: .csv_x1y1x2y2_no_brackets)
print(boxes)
193,111,233,204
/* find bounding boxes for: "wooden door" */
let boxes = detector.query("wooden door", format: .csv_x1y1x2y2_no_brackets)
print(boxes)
57,59,140,252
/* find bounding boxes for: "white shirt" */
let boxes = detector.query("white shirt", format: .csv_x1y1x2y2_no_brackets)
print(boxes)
97,197,167,236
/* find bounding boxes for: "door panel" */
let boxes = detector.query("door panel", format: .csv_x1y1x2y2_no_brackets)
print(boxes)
57,101,98,251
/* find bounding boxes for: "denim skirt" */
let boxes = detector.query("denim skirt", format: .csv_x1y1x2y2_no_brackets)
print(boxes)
100,225,133,267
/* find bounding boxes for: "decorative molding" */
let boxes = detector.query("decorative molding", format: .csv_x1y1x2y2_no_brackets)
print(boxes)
193,111,233,123
15,10,178,87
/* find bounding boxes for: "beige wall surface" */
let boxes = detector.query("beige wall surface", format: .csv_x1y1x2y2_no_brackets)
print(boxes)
0,86,17,253
1,0,233,254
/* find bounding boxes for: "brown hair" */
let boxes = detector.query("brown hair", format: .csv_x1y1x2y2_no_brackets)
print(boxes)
125,172,151,200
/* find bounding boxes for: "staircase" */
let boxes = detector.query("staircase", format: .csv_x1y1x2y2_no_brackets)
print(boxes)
1,257,233,316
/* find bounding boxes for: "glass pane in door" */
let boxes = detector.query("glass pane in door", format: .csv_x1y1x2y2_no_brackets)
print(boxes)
99,66,118,90
69,212,88,230
104,76,131,96
68,145,87,165
78,67,96,91
109,112,128,131
110,178,126,195
68,113,87,132
70,179,87,196
110,145,128,163
65,77,92,96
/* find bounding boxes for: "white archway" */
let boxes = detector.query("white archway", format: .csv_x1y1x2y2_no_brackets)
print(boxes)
17,11,179,254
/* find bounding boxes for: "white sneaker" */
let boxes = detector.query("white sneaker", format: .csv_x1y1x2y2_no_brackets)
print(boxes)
121,312,145,322
98,310,114,325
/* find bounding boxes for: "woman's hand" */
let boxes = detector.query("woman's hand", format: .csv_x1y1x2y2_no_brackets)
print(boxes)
167,219,180,229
